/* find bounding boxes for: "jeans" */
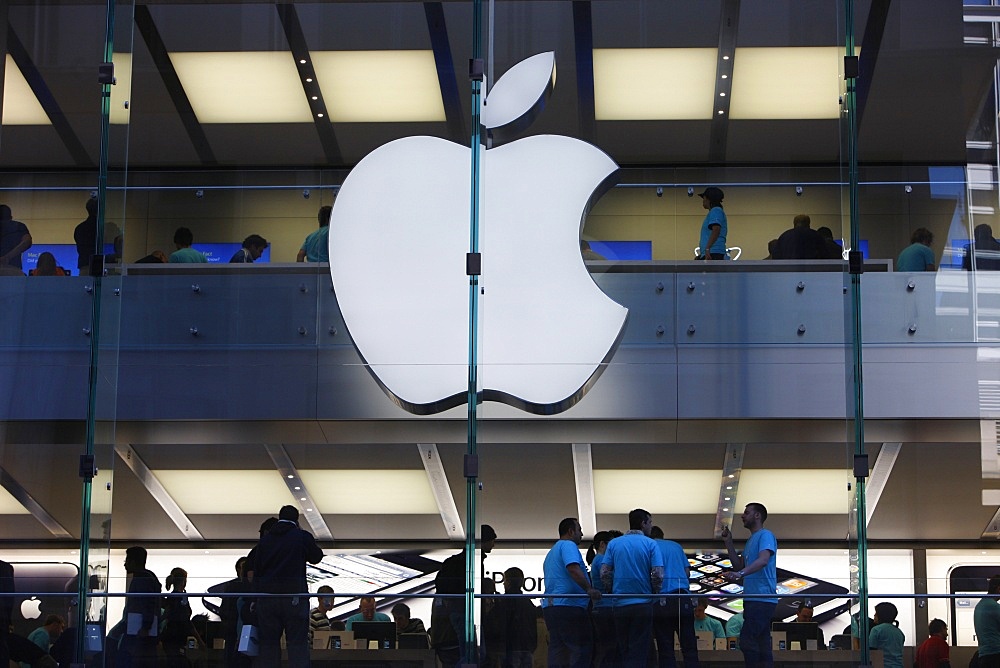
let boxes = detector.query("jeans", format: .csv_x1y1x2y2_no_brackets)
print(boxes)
256,595,310,668
591,606,619,667
543,605,592,668
740,600,777,668
614,602,653,668
653,595,699,668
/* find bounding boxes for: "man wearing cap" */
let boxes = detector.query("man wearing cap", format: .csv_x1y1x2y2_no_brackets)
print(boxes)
697,187,727,260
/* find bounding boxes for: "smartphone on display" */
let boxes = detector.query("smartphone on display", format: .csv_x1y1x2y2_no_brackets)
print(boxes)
948,564,1000,646
10,562,80,638
306,553,441,618
688,552,849,623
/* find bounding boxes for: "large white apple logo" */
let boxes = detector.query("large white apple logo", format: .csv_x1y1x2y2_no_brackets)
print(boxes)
329,52,628,415
20,596,42,620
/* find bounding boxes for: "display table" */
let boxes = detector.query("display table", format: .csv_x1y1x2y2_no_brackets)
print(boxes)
184,648,436,667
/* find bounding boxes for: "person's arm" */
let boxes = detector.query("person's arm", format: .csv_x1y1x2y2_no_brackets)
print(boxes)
721,525,743,570
566,563,600,601
703,225,720,259
734,548,773,579
0,232,31,265
600,562,613,592
296,249,307,262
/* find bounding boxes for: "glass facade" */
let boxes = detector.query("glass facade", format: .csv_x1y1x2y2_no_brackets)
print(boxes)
0,0,995,666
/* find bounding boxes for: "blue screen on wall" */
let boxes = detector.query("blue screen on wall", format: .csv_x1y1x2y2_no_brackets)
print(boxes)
195,243,271,263
587,240,653,261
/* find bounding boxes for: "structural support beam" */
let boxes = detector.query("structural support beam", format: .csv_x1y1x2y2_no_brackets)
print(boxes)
134,5,217,166
855,0,891,129
417,443,463,539
0,466,72,538
708,0,739,163
115,444,203,540
571,1,595,143
264,444,333,541
865,442,900,525
6,26,93,167
424,2,466,144
714,443,745,535
571,443,597,539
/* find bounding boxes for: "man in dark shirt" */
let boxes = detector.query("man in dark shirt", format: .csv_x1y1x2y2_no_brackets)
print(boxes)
119,546,162,667
253,505,323,668
0,205,31,273
773,214,826,260
74,198,99,272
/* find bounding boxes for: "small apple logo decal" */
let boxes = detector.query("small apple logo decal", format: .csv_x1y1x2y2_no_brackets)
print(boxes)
329,52,627,415
20,596,42,620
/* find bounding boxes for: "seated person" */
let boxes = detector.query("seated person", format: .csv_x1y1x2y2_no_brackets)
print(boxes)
230,234,268,263
793,603,825,649
772,214,826,260
915,618,949,668
309,585,334,644
168,227,207,263
29,252,67,276
344,595,390,630
392,603,426,635
693,599,726,639
726,610,743,648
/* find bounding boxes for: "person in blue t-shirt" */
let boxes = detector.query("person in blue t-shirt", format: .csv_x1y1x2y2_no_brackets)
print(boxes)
975,575,1000,668
297,205,332,263
588,530,623,668
697,187,728,260
542,517,601,668
649,525,698,668
896,228,936,272
869,602,904,668
722,503,777,668
601,509,665,668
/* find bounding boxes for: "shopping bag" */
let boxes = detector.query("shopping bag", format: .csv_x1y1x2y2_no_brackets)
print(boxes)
237,625,259,656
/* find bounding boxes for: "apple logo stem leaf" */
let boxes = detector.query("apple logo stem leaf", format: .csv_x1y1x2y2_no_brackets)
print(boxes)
329,54,628,416
481,51,556,147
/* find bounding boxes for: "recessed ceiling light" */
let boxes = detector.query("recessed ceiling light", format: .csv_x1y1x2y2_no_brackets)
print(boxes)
719,92,726,97
723,55,730,60
299,59,307,64
317,113,324,118
305,78,313,83
721,74,728,79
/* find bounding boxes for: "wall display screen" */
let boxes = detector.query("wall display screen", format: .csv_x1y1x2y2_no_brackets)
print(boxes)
587,240,653,261
194,243,271,263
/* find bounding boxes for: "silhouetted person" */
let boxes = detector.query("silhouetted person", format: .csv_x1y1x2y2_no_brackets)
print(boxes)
230,235,268,263
772,214,825,260
161,567,203,667
0,205,31,274
964,224,1000,270
135,250,168,264
74,198,99,271
253,505,323,668
169,227,207,263
118,546,162,668
581,240,606,261
697,187,727,260
204,556,249,668
817,227,844,260
30,252,67,276
897,228,936,272
297,205,332,263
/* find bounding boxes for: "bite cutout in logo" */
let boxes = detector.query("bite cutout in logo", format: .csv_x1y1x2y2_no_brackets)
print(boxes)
329,52,627,415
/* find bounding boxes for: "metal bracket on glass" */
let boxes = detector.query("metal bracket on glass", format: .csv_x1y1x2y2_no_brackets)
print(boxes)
844,55,859,79
466,252,482,276
469,58,485,82
79,455,98,481
98,62,115,85
848,250,864,275
464,454,479,479
88,254,105,278
853,454,870,479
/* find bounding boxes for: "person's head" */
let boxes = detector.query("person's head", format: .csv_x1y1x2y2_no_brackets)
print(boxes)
34,252,57,276
649,525,665,540
503,567,525,594
928,618,947,639
242,234,269,260
173,226,194,249
359,596,377,620
793,214,811,228
278,505,299,523
873,601,897,626
975,224,995,245
391,602,411,631
481,524,497,554
318,205,332,228
85,197,98,218
694,598,709,619
558,517,583,544
317,585,335,612
987,574,1000,595
911,227,934,246
259,516,278,536
0,205,11,221
795,603,814,623
817,226,835,240
235,556,247,578
42,614,65,639
740,503,767,529
698,186,724,209
581,240,592,252
628,508,653,534
124,546,147,573
166,567,187,592
767,239,779,257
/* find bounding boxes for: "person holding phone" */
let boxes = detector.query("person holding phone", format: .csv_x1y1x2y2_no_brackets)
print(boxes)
722,503,777,668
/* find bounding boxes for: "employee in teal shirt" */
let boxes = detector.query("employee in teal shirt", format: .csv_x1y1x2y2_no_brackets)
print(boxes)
975,575,1000,667
344,596,391,630
693,598,727,639
869,602,904,668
